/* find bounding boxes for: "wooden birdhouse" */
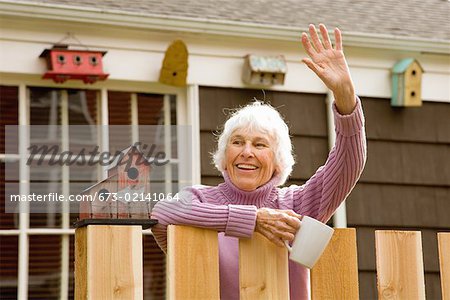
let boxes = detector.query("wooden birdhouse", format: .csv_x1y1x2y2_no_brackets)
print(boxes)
39,44,109,84
79,145,151,220
159,40,188,87
391,58,424,107
242,55,287,86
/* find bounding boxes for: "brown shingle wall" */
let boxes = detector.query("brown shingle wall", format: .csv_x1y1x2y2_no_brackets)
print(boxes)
349,97,450,300
199,89,450,299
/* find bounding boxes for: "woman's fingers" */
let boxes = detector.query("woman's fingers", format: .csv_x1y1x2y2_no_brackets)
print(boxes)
278,213,301,231
334,27,342,51
301,32,316,57
319,24,332,49
308,24,324,52
302,57,323,79
259,227,293,247
255,208,302,247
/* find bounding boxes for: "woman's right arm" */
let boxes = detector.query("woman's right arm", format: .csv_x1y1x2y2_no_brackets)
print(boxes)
150,187,257,253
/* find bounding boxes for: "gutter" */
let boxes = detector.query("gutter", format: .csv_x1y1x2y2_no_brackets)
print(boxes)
1,0,449,54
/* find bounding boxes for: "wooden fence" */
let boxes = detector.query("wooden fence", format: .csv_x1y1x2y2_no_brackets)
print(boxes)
167,226,450,300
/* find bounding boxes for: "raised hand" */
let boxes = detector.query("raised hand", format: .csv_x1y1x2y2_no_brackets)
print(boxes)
255,208,302,247
302,24,356,114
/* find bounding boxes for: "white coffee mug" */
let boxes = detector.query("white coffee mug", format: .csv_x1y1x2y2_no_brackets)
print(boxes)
284,216,334,269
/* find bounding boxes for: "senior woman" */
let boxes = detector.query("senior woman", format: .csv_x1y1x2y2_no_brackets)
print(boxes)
151,24,367,300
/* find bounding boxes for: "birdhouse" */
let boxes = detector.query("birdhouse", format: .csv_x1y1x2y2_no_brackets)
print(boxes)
159,40,188,87
79,145,151,220
391,58,424,107
39,44,109,84
242,55,287,86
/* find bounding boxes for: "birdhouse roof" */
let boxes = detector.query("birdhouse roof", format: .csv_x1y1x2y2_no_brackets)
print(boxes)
392,58,424,74
39,44,107,58
247,55,287,73
107,145,152,171
80,173,118,194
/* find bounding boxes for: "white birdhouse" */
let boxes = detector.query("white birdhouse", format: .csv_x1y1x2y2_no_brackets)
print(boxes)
242,55,287,86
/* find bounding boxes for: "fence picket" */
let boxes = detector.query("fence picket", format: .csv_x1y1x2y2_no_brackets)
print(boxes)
375,230,425,299
239,233,289,299
311,228,359,300
438,232,450,300
167,225,220,300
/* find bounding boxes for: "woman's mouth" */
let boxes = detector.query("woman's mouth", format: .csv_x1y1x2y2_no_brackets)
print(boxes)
236,164,258,170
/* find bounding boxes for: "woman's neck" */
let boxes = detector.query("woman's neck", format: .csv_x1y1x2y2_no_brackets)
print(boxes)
218,171,278,207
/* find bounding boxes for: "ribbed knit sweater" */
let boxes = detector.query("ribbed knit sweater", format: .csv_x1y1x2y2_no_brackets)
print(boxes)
151,98,366,300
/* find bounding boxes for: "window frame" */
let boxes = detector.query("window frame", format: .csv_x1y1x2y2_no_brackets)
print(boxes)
0,78,200,299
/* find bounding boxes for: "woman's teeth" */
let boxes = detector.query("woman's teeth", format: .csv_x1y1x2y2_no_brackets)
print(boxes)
237,164,257,170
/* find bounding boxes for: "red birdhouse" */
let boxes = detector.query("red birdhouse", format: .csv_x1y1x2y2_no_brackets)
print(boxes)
39,44,109,84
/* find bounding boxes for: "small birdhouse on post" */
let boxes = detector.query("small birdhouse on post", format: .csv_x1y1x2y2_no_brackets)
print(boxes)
242,55,287,86
39,44,109,84
79,145,151,220
391,58,424,107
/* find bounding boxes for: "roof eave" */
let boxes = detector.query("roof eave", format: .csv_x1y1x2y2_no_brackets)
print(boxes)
1,0,449,54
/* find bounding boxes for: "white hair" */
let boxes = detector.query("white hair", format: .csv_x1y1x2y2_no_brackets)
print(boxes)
213,101,295,186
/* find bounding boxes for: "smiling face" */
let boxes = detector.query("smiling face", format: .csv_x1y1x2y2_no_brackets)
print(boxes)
225,128,277,191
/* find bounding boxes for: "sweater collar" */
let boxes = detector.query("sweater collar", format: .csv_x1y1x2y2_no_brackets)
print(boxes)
218,171,279,207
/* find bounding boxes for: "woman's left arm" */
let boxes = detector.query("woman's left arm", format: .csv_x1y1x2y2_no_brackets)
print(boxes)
286,24,367,222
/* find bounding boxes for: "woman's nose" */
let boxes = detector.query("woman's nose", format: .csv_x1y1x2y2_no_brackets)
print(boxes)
240,142,255,157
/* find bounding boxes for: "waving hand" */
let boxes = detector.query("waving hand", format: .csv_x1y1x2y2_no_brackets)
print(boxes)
302,24,356,114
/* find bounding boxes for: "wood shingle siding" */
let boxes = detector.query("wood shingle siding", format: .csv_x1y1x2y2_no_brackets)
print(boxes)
349,97,450,299
199,88,449,299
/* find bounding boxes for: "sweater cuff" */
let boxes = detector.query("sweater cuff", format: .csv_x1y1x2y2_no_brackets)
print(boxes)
225,205,257,238
333,96,365,137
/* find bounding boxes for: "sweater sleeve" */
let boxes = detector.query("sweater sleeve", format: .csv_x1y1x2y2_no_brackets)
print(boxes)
291,96,367,223
150,187,257,253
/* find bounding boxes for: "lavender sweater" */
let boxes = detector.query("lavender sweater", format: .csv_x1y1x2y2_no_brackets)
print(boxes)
151,98,366,300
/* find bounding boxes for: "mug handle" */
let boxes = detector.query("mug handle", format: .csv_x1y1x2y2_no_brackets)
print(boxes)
284,240,292,252
284,215,303,252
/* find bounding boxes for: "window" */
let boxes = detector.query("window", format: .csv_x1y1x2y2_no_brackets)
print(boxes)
0,85,180,299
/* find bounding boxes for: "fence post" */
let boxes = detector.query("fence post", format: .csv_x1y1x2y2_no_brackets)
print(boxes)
166,225,220,300
375,230,425,299
74,225,143,300
310,228,359,300
239,233,289,299
438,232,450,300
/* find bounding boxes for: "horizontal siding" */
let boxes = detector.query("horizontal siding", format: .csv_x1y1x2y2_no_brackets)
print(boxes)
347,183,450,228
361,140,450,185
363,98,450,143
350,97,450,300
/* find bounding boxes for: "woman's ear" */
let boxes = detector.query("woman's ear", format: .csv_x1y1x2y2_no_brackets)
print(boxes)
273,166,281,177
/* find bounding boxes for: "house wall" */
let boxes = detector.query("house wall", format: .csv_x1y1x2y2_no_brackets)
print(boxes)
1,11,449,299
199,87,450,300
0,15,449,102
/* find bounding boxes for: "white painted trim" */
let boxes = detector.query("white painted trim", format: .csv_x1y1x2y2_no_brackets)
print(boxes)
327,92,347,228
18,83,29,300
164,95,173,194
60,90,69,300
0,0,449,54
100,88,109,180
131,93,139,144
186,85,201,185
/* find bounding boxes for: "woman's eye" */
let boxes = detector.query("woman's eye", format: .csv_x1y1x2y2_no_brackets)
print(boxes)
232,140,242,145
256,143,267,148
